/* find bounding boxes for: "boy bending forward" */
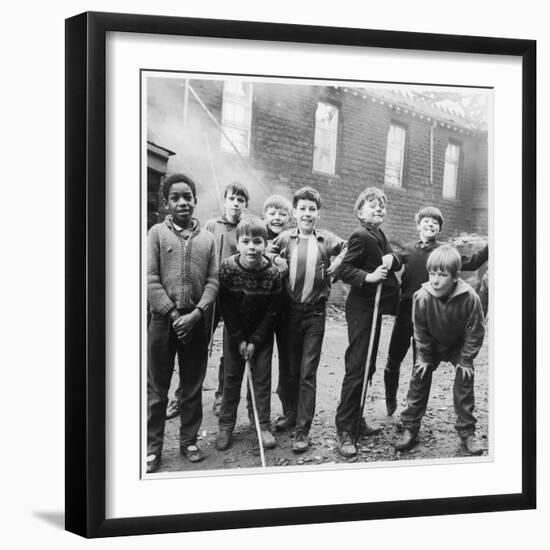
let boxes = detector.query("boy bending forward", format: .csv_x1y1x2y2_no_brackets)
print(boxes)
395,245,486,455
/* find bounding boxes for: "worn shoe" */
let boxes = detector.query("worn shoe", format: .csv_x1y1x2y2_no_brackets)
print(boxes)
275,412,297,432
292,432,310,453
213,395,222,417
395,429,417,451
165,399,180,420
146,453,161,473
336,431,357,458
215,430,233,451
260,429,277,449
462,434,483,456
181,444,205,463
359,418,383,436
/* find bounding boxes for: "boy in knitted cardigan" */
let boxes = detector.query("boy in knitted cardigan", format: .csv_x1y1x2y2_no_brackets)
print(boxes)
146,173,219,473
215,218,282,452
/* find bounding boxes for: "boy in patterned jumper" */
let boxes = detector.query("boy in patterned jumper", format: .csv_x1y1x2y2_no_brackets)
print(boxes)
146,173,219,473
215,218,282,451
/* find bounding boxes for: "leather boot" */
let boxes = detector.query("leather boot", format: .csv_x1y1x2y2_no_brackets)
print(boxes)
384,359,401,416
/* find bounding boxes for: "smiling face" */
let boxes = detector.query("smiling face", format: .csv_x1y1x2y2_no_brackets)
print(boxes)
224,192,247,224
357,198,386,226
428,269,457,298
163,182,196,228
293,199,319,235
264,206,290,235
417,216,441,242
237,234,267,269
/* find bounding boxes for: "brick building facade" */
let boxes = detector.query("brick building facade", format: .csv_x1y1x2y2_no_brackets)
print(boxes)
147,77,488,301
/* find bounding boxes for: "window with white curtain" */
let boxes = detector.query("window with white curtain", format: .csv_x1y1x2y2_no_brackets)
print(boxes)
220,81,253,156
443,142,461,199
384,123,406,187
312,101,339,175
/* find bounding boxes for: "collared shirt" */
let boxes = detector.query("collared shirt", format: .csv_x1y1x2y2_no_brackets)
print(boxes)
270,228,346,305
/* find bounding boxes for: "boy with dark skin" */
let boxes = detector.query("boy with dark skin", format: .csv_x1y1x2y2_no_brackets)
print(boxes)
146,173,218,473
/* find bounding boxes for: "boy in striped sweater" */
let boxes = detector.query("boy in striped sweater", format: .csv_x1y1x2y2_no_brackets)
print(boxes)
269,187,346,453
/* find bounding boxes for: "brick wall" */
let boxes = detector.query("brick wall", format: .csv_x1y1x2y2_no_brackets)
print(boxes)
149,78,488,304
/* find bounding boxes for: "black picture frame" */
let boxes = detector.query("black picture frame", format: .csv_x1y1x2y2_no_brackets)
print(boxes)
65,11,536,538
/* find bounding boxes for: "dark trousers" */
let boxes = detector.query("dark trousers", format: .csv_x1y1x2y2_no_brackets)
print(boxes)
387,298,416,367
147,312,208,456
283,301,326,435
218,328,274,431
274,320,291,415
400,361,477,438
335,305,382,434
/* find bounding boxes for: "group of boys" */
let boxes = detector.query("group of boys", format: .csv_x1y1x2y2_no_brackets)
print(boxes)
146,172,488,474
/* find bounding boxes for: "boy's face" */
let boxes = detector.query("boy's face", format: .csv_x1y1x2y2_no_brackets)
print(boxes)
163,182,196,228
224,192,247,223
264,206,290,235
417,216,441,242
357,198,386,226
237,234,267,269
293,199,319,235
428,269,457,298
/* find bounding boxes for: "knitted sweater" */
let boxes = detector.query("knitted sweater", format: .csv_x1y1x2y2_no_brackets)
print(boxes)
399,241,488,299
219,255,282,347
147,216,219,315
413,279,485,368
205,215,239,263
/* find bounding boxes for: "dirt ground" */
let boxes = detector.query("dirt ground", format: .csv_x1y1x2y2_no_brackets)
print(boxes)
156,306,489,473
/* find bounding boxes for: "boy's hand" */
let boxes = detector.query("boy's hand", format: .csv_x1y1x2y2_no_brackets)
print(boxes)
239,341,249,359
381,254,394,269
273,256,289,275
246,343,256,359
414,361,430,379
327,257,342,277
172,310,200,342
366,265,388,283
456,363,474,382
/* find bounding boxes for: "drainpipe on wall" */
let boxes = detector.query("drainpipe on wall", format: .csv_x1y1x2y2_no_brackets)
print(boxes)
429,120,437,198
183,79,189,130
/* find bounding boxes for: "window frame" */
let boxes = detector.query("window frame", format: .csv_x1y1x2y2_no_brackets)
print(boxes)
312,100,340,175
220,80,253,156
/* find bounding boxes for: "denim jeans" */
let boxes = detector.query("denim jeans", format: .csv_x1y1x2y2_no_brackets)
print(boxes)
218,328,274,432
400,360,477,438
282,301,326,435
147,312,208,456
335,304,382,434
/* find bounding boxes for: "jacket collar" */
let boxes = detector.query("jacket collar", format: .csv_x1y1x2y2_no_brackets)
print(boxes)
288,227,325,241
420,278,471,301
165,215,200,234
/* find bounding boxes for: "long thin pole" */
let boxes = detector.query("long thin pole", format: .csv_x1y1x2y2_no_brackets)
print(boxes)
188,83,270,194
209,233,224,357
183,79,190,129
204,131,224,213
356,282,382,444
245,359,266,468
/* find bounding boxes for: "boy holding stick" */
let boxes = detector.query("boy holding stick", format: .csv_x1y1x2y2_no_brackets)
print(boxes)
215,218,282,451
335,187,401,458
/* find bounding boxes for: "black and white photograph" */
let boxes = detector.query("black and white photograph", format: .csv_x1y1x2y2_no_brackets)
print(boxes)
143,73,491,476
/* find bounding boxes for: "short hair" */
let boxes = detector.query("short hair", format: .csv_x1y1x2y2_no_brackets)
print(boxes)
354,187,387,215
161,173,197,200
426,245,462,277
415,206,444,230
293,186,321,209
224,181,249,205
263,194,292,215
236,217,268,242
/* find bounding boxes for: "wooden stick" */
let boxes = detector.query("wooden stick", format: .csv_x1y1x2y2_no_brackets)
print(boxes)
356,282,382,444
209,233,224,357
245,359,266,468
